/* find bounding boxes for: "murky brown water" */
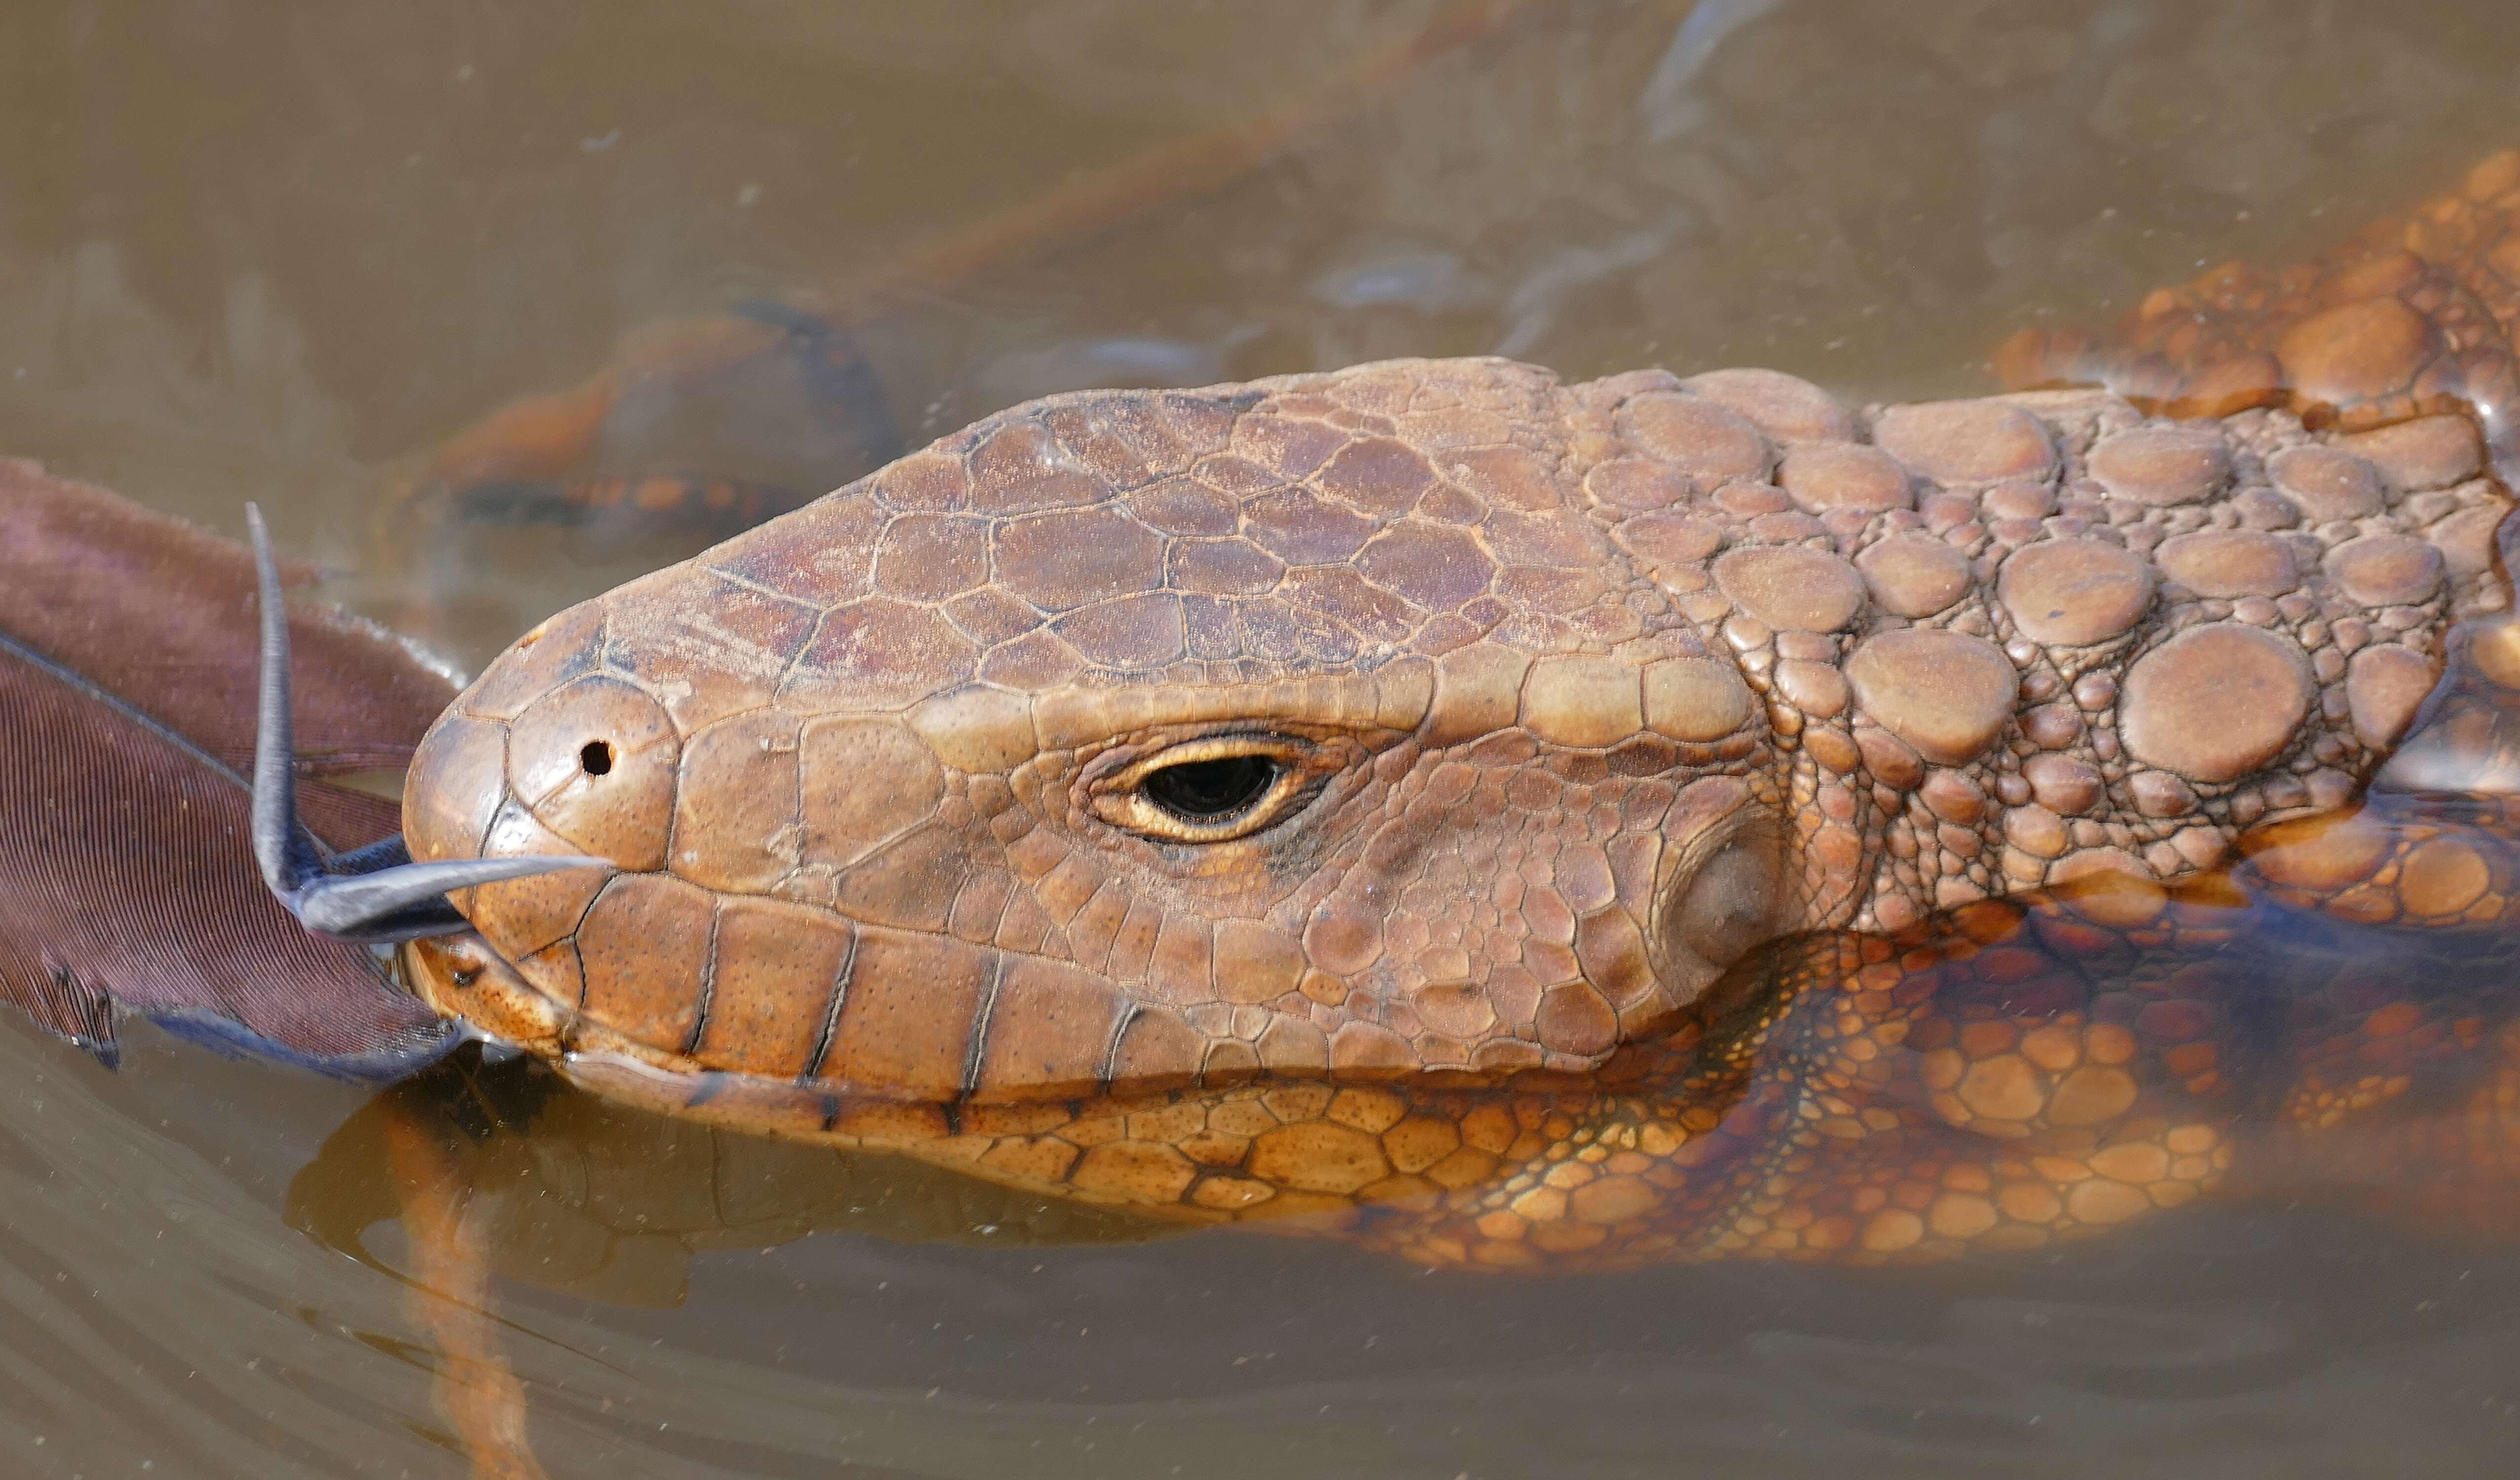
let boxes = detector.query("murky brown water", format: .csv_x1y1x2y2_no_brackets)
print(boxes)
6,0,2520,1474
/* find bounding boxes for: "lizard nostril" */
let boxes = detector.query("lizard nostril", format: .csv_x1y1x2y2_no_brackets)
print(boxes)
579,740,614,777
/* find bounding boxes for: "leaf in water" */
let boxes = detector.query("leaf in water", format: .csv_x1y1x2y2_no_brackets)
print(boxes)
0,457,452,775
0,460,458,1076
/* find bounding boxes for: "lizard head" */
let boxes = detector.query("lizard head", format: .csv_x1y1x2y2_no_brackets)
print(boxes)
401,357,1826,1099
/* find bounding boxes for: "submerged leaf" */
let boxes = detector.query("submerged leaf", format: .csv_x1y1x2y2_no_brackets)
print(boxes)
0,461,457,1075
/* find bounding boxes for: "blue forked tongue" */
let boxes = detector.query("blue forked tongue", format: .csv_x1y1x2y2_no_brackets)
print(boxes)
245,504,603,943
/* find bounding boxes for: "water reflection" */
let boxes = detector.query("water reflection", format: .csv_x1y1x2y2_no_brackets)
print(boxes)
292,1056,1171,1309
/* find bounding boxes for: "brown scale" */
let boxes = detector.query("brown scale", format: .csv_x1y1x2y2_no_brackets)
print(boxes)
1996,149,2520,465
388,149,2520,1269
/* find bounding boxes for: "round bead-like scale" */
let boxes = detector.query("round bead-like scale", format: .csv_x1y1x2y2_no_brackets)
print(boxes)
2088,426,2231,506
2268,446,2383,522
1873,399,2055,484
2274,297,2432,407
2155,530,2299,598
2324,536,2444,607
1779,443,1913,513
1998,539,2154,647
2341,415,2483,494
2345,644,2440,750
1714,546,1866,632
1681,368,1856,444
1857,535,1973,617
1843,629,2018,766
1618,393,1774,484
2121,623,2314,783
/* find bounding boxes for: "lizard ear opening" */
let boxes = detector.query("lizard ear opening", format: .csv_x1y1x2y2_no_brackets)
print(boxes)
1667,829,1786,972
1646,795,1791,1010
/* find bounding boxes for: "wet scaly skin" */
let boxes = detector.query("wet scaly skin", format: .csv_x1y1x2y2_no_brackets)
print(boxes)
394,150,2520,1269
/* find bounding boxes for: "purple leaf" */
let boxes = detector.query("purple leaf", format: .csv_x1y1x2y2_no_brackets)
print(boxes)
0,461,458,1076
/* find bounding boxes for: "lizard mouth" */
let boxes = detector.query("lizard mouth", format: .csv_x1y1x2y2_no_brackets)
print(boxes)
400,931,576,1056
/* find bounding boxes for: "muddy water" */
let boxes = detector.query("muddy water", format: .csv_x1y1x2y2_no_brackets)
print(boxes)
4,0,2520,1474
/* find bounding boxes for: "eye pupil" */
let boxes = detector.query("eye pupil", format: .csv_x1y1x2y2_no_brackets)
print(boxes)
579,740,614,776
1143,755,1276,821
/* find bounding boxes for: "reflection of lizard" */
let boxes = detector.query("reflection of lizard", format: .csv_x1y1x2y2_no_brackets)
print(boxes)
383,1090,550,1480
379,0,1560,562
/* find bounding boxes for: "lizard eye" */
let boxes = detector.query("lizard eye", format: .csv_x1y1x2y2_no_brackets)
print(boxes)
1144,754,1278,821
1096,736,1317,843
